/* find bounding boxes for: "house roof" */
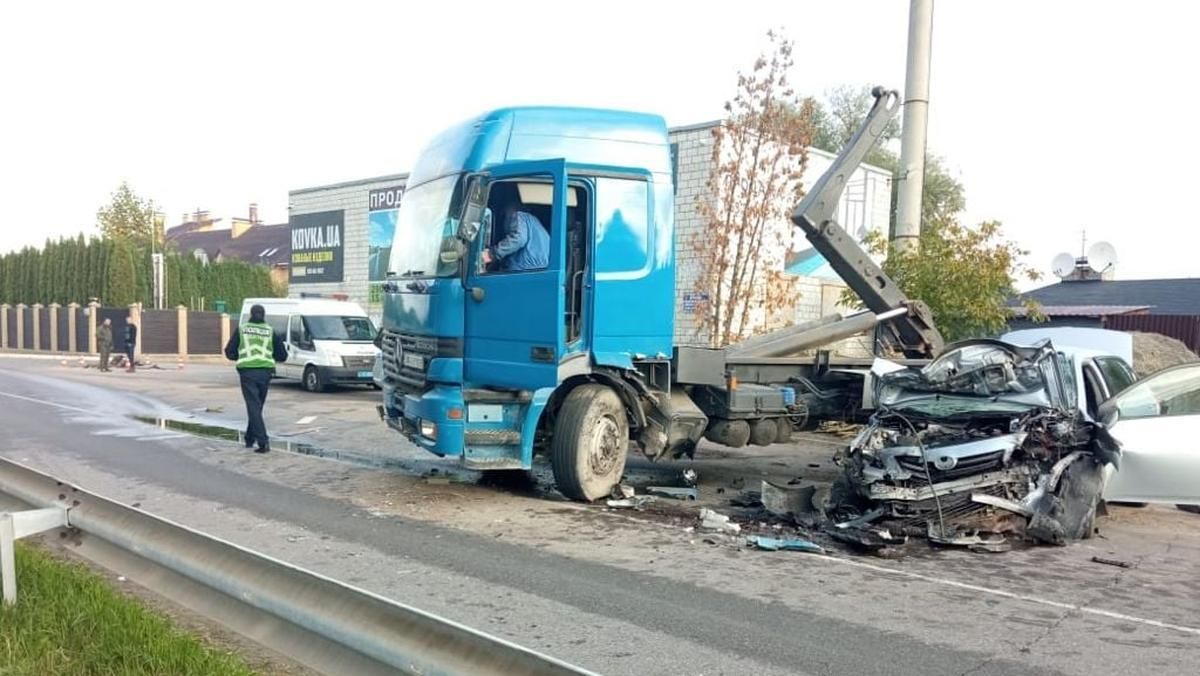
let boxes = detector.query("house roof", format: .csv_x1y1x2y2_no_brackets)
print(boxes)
1015,279,1200,316
1008,304,1152,318
167,223,290,267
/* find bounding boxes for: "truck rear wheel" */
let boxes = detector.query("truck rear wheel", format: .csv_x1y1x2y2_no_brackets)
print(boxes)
552,384,628,502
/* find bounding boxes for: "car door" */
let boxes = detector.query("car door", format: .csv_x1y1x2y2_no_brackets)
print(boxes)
463,160,566,390
1101,363,1200,505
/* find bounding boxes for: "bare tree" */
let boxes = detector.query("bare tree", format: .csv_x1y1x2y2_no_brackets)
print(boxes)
691,31,817,347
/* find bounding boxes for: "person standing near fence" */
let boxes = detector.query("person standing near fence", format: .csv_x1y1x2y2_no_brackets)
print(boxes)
224,304,287,453
96,318,113,372
123,312,138,372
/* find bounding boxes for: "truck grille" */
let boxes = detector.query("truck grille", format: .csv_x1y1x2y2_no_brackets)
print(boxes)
380,330,461,390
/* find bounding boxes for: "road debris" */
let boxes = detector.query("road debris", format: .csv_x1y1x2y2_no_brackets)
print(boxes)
647,486,698,501
682,468,698,486
926,524,1010,553
610,484,636,500
749,536,824,553
606,496,656,510
761,480,816,518
699,508,741,534
1091,556,1133,569
729,491,762,508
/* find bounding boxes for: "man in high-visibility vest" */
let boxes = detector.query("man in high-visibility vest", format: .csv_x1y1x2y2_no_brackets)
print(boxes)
224,304,287,452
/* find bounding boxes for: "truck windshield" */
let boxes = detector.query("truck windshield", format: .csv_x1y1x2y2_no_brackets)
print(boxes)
387,174,462,278
304,315,377,342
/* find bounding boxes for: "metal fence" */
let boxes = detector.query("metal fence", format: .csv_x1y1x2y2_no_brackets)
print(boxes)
1103,314,1200,354
1,303,232,357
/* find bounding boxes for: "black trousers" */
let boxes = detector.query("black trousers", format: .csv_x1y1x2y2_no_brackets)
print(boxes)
238,368,273,448
125,344,136,370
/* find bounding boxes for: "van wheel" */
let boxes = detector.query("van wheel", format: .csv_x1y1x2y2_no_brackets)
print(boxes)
551,384,628,502
302,366,325,393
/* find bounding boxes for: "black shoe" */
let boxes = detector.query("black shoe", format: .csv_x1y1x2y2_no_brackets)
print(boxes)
255,444,270,453
244,439,255,449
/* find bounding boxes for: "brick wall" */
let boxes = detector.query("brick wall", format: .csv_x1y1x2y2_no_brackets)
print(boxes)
668,124,718,346
287,174,407,321
668,123,892,348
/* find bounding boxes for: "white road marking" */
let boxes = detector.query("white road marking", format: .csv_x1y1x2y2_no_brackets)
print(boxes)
0,389,95,414
601,509,1200,637
809,553,1200,636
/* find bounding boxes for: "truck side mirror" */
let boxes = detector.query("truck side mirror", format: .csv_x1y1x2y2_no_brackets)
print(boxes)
457,207,490,244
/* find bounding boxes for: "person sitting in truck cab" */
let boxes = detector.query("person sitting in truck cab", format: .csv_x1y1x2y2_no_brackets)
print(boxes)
481,198,549,272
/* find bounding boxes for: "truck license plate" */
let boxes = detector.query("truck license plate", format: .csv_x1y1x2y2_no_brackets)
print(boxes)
357,370,372,378
403,353,424,370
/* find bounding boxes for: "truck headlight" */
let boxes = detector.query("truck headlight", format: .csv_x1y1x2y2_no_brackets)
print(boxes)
419,419,437,440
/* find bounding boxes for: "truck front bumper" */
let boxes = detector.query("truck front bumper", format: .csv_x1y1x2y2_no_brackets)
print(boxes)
380,384,535,470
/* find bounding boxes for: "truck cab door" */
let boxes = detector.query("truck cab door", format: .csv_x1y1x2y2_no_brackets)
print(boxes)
464,160,566,390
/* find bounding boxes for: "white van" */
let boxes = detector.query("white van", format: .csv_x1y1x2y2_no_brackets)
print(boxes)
239,297,380,392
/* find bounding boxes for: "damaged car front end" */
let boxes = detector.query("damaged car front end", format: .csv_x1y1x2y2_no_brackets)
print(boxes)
832,339,1120,549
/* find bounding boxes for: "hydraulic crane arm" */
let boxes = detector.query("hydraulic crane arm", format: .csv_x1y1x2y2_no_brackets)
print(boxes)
789,87,944,359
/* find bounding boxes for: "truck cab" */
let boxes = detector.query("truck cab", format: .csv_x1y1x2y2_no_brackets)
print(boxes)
378,108,680,498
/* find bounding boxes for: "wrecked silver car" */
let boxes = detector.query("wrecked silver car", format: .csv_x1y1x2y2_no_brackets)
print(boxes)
831,339,1119,550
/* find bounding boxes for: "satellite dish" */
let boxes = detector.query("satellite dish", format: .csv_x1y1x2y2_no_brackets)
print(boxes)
1088,241,1118,272
1051,252,1076,278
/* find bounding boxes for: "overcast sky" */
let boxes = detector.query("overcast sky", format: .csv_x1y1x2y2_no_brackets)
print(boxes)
2,1,1197,287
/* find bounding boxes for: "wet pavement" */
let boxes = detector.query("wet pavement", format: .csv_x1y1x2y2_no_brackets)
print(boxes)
2,355,1198,675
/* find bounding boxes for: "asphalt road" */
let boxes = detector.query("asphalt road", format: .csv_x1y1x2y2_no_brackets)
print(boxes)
1,357,1197,675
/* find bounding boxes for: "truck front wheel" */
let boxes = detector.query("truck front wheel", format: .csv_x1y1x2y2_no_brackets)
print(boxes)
552,384,628,502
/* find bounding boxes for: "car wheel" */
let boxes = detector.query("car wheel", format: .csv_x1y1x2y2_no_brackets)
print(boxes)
302,366,325,393
551,384,628,502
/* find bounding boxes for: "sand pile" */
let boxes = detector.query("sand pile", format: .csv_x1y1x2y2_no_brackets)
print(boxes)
1130,331,1198,377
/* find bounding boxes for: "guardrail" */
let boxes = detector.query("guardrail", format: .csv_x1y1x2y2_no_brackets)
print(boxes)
0,456,596,676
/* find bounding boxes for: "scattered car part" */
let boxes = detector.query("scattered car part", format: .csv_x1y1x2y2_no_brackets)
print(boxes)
761,480,817,518
646,486,698,501
749,536,825,554
1091,556,1133,569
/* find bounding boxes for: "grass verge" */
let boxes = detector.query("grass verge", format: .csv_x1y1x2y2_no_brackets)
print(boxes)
0,543,256,675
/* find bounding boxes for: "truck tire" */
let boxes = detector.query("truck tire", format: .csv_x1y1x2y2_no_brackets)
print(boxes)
302,365,326,393
551,384,628,502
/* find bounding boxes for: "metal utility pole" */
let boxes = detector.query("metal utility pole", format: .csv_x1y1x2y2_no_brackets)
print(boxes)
893,0,934,253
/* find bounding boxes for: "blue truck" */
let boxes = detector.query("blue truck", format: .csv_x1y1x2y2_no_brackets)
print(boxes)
376,88,944,501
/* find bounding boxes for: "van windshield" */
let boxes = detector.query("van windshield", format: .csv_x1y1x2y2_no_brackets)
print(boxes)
304,315,377,342
386,174,463,278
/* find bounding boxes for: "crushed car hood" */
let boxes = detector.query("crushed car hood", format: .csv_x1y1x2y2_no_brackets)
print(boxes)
876,339,1073,413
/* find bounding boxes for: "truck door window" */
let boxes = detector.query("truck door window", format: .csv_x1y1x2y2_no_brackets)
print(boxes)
480,180,555,275
594,177,649,274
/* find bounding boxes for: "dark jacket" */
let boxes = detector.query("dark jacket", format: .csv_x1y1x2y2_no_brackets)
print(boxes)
224,327,288,365
96,325,113,350
123,323,137,348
